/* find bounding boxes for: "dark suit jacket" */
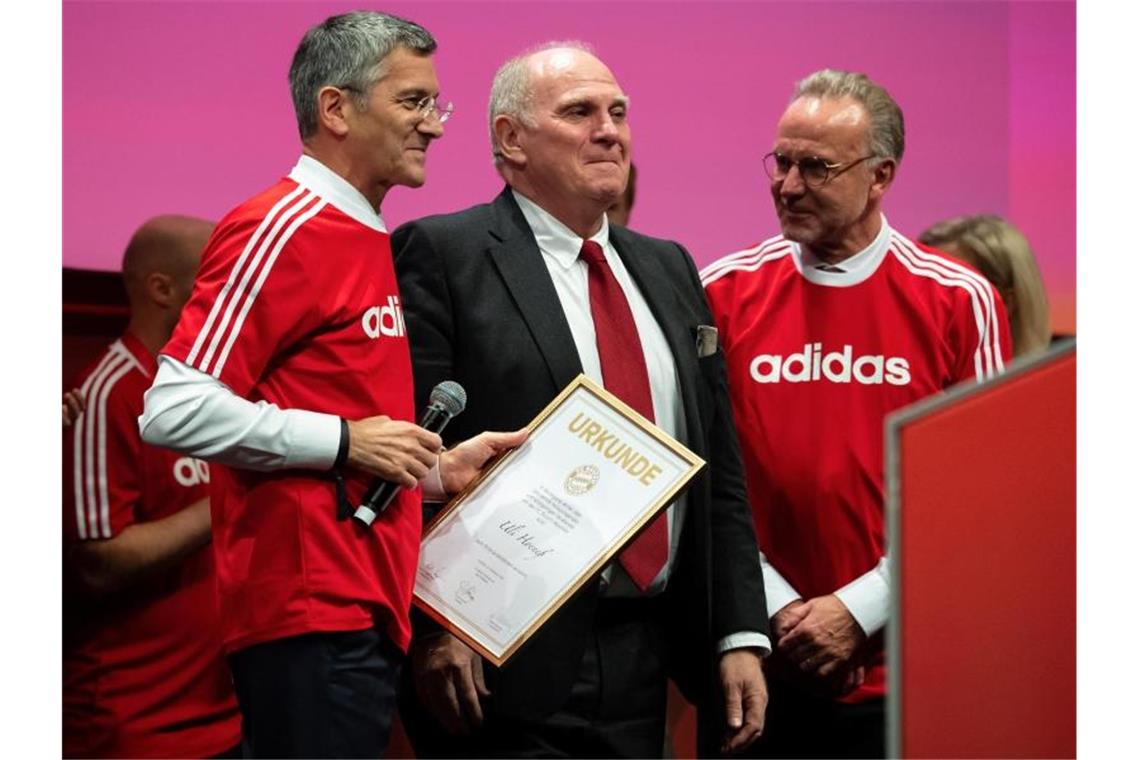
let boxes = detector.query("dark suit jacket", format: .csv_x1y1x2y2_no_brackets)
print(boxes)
393,188,767,722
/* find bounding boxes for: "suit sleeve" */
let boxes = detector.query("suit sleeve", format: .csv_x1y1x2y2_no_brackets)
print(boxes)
392,221,458,415
676,243,770,642
392,220,465,640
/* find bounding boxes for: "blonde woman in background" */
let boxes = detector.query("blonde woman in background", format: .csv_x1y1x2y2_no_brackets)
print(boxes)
919,214,1052,358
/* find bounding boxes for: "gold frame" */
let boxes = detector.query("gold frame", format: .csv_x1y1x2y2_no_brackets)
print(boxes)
413,374,706,666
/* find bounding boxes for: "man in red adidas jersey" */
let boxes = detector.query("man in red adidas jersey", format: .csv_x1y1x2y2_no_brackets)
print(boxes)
139,12,524,759
701,69,1012,758
63,215,242,758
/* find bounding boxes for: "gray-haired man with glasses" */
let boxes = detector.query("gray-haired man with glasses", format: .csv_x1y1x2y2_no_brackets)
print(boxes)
140,11,528,758
700,69,1010,758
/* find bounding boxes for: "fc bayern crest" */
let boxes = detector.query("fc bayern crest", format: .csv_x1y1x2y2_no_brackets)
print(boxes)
564,464,600,495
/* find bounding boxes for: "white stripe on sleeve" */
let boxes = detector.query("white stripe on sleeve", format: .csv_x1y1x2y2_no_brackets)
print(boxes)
699,240,792,287
186,185,308,368
199,191,319,374
210,198,327,378
890,240,997,380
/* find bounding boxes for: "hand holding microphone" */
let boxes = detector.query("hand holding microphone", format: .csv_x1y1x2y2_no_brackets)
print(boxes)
353,382,467,526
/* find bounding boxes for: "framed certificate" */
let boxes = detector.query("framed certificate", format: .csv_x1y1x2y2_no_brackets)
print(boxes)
413,374,706,666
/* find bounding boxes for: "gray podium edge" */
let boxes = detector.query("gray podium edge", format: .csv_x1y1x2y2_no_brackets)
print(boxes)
884,337,1076,758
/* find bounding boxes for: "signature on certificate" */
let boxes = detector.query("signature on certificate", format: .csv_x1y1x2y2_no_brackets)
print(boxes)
454,580,477,605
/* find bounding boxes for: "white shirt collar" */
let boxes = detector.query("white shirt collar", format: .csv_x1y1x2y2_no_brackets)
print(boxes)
287,155,387,233
512,189,610,269
790,214,892,287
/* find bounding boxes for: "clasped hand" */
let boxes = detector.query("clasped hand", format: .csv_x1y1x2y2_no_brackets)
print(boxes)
770,595,867,695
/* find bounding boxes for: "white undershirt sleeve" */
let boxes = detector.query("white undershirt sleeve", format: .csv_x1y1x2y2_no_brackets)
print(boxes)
759,548,802,618
139,355,341,471
708,548,798,657
717,632,772,657
833,555,890,636
421,458,446,502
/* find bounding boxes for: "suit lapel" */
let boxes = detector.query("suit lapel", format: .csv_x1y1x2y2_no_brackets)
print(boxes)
609,227,706,446
485,189,583,391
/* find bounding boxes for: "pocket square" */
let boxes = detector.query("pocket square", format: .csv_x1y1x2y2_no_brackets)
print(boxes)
695,325,718,358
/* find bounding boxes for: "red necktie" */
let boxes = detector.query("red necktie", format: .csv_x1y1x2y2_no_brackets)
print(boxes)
579,239,668,591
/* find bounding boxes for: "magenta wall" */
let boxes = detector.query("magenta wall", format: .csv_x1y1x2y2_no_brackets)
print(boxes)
64,0,1075,332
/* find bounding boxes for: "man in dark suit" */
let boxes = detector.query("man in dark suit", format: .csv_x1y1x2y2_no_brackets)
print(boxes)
394,43,770,758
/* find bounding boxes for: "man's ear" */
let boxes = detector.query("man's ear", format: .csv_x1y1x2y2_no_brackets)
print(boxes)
868,158,897,202
146,272,176,308
316,85,355,138
493,114,527,168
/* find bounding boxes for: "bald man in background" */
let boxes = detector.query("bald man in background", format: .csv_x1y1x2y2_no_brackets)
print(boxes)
63,216,242,759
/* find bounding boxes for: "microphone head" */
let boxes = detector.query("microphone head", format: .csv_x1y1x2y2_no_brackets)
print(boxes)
429,381,467,416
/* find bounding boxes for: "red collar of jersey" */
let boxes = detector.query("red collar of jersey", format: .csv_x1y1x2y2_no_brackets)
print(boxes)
120,331,157,378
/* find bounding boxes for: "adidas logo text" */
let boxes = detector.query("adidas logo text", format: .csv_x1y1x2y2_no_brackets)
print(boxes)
173,457,210,487
749,343,911,386
362,295,406,339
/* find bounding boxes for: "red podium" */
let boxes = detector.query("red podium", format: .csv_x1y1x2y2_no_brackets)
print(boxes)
886,341,1075,758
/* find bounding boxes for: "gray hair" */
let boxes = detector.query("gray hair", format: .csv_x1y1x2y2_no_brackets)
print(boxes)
288,11,436,141
792,69,905,163
487,40,594,163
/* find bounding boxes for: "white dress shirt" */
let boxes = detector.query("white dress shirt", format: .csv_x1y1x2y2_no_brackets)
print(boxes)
513,191,770,655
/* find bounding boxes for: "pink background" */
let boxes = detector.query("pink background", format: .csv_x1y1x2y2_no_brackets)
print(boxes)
64,0,1075,332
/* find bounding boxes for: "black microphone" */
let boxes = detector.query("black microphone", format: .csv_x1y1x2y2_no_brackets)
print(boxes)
353,381,467,526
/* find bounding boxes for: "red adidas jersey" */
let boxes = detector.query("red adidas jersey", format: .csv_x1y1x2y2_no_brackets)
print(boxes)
701,222,1011,701
162,167,421,655
63,333,240,759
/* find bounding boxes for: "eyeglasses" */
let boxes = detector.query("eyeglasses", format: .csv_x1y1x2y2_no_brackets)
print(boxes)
762,151,877,188
396,94,454,124
337,85,454,124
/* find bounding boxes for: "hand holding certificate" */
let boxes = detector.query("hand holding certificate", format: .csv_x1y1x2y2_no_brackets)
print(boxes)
414,374,706,665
